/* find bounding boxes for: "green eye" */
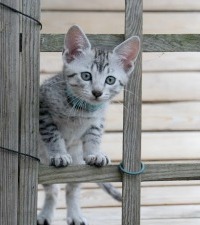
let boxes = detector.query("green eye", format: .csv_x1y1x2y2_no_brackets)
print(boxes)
81,72,92,81
105,76,116,85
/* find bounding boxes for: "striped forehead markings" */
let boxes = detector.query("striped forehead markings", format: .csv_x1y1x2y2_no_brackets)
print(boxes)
91,49,110,73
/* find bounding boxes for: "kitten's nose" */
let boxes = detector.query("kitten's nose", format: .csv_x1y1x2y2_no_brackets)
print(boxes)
92,90,103,98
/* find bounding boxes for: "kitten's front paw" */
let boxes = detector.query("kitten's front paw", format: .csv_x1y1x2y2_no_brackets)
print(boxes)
84,152,110,167
37,215,51,225
49,153,72,167
67,215,88,225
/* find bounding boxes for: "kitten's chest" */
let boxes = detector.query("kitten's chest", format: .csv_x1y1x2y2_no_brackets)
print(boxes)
56,116,95,145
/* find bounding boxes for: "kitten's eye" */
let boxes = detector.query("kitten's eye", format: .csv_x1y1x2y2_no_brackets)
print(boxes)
81,72,92,81
105,76,116,85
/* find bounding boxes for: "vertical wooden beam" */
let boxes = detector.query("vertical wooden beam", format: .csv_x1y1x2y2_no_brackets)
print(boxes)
0,1,20,225
122,0,143,224
18,0,40,224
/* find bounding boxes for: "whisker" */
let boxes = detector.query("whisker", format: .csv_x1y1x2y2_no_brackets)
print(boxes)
111,100,128,113
122,88,140,99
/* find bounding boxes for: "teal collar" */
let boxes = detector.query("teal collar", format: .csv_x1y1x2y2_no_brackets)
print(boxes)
65,88,104,112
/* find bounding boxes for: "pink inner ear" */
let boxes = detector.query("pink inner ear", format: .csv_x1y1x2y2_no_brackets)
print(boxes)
121,58,133,72
64,26,91,63
114,37,140,72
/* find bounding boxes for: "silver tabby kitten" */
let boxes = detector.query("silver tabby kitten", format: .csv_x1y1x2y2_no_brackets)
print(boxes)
37,25,140,225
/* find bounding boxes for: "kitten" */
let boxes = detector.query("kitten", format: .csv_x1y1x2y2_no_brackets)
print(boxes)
37,25,140,225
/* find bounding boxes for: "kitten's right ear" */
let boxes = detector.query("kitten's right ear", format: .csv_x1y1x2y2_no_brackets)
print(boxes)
63,25,91,63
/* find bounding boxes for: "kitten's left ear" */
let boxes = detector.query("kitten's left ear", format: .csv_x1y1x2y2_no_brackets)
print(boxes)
113,36,140,73
63,25,91,63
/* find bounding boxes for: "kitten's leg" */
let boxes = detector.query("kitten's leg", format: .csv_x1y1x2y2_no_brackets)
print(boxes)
66,142,88,225
37,184,59,225
82,120,110,167
66,183,88,225
39,107,72,167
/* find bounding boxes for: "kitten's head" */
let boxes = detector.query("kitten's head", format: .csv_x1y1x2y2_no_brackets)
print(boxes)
62,25,140,105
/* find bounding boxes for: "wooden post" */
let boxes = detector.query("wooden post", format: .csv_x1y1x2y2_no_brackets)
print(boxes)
0,1,20,225
122,0,143,224
0,1,40,224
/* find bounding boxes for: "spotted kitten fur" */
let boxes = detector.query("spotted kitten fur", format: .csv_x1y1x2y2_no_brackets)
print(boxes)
37,25,140,225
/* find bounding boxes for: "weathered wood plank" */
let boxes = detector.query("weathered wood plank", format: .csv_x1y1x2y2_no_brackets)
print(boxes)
40,12,200,34
38,180,200,190
18,0,40,224
38,163,200,184
143,52,200,72
39,164,122,184
40,34,200,52
123,0,143,224
48,206,200,225
142,72,200,101
144,0,200,11
41,0,200,11
0,1,19,224
38,184,200,209
102,132,200,161
141,102,200,131
106,101,200,131
142,219,200,225
143,34,200,52
40,34,124,51
144,12,200,34
52,218,200,225
143,205,200,220
41,12,124,34
41,0,124,11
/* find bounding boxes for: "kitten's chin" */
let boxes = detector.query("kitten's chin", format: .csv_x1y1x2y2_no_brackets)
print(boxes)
89,97,108,105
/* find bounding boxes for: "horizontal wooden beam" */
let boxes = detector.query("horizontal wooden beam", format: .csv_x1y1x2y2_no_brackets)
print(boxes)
40,34,200,52
40,34,124,52
143,34,200,52
39,163,200,184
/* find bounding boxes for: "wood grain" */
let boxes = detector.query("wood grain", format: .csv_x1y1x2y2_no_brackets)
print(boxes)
48,206,200,225
142,72,200,101
144,0,200,11
40,12,200,34
18,1,40,224
41,0,200,11
122,0,143,224
41,12,124,34
41,0,124,11
38,163,200,184
141,101,200,131
52,218,200,225
40,34,124,51
40,34,200,52
143,34,200,52
106,101,200,132
102,132,200,161
38,184,200,209
0,1,19,224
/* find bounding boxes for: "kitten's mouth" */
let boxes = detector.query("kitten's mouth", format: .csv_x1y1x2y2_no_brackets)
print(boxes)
90,97,105,104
